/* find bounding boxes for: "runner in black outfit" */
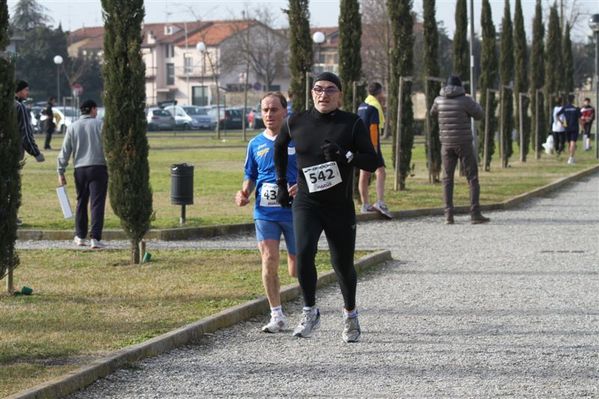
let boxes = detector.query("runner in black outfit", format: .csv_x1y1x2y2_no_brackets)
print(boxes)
274,72,378,342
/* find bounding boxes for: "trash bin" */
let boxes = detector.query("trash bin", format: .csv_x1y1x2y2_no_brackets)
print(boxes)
171,163,194,205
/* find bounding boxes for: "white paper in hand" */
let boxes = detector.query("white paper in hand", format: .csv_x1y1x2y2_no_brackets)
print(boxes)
56,186,73,219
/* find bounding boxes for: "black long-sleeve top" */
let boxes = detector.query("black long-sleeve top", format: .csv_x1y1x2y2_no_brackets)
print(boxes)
274,108,378,207
15,98,41,160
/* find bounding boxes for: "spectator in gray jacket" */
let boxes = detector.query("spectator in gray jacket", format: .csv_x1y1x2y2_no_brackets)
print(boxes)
57,99,108,249
430,75,489,225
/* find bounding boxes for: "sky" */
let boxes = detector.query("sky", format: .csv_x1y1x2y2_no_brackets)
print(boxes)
6,0,598,41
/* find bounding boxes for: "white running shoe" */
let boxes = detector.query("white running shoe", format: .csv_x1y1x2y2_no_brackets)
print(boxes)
90,239,106,249
373,201,393,219
342,316,361,343
567,157,575,165
73,236,87,246
360,203,376,214
293,308,320,338
261,315,288,333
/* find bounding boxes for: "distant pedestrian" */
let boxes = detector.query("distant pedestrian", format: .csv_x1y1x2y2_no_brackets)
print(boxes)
430,75,489,225
15,80,45,163
551,96,566,156
357,82,392,219
556,94,581,165
44,96,57,150
580,97,595,151
57,100,108,249
235,92,298,333
15,80,45,226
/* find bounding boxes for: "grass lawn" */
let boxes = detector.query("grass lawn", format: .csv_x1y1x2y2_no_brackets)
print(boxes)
0,248,373,397
19,130,597,230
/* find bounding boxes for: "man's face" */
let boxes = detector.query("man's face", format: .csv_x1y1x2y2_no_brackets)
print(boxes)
312,81,341,114
584,100,590,107
261,95,287,132
16,87,29,100
90,107,98,117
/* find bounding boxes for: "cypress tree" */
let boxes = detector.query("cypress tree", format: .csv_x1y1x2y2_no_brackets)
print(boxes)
387,0,414,190
562,23,574,94
102,0,153,264
285,0,313,113
338,0,362,111
529,0,545,157
478,0,498,171
423,0,441,182
499,0,514,167
452,0,469,85
0,0,21,286
544,4,562,125
513,0,529,160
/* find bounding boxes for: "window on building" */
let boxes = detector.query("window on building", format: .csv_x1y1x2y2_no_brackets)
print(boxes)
184,55,193,75
192,86,208,106
165,44,175,59
166,63,175,85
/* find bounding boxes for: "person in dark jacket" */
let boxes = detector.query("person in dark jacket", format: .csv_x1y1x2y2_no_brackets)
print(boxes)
44,96,57,150
15,80,44,163
430,75,488,225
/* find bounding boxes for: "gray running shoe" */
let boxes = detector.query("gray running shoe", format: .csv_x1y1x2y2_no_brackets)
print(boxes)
293,308,320,338
374,201,393,219
342,316,361,343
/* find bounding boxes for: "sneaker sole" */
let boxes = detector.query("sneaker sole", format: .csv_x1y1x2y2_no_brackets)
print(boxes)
342,332,361,343
471,220,490,225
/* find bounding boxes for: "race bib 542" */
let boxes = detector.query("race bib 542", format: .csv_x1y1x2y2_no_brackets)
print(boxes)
302,161,342,193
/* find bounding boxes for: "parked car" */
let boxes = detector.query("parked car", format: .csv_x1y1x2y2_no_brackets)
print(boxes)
247,104,264,130
41,106,79,134
165,105,194,130
96,107,105,122
145,107,176,131
208,107,244,130
30,106,44,134
181,105,216,130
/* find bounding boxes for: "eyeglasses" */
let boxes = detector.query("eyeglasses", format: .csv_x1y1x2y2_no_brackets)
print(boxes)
312,86,339,96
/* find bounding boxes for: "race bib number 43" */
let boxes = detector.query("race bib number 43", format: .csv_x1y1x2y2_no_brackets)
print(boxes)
260,182,280,207
302,161,342,193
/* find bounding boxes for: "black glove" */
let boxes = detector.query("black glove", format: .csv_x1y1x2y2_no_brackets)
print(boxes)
276,179,292,208
321,140,345,163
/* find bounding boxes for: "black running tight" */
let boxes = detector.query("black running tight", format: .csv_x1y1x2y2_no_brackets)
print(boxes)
293,200,357,310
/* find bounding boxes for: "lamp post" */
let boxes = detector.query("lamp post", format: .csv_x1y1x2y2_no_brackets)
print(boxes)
53,55,63,106
197,41,221,139
305,31,326,111
590,14,599,159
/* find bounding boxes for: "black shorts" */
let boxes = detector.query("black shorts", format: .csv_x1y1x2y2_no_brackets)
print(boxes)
376,151,385,168
566,131,579,142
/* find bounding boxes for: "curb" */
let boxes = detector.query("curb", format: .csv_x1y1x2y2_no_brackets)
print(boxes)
7,250,393,399
16,164,599,241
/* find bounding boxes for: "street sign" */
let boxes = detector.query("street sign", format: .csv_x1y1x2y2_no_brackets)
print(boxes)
71,83,83,97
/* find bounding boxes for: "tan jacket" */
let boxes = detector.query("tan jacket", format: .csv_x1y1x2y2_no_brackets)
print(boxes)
430,85,484,146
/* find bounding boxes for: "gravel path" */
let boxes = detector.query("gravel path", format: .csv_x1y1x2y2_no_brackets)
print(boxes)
59,173,599,397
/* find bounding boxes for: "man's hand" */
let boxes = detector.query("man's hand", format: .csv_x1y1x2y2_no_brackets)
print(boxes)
288,183,298,198
35,153,45,162
321,140,345,164
276,179,292,208
58,174,66,186
235,189,250,207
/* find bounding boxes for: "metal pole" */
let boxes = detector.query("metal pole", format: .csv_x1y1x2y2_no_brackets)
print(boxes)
56,65,60,105
484,89,491,171
535,89,540,160
468,0,478,163
305,70,310,111
180,205,186,225
499,88,505,168
425,78,432,183
394,77,403,191
519,93,525,162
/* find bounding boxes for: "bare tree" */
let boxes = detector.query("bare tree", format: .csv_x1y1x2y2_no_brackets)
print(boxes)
220,8,288,91
360,0,391,86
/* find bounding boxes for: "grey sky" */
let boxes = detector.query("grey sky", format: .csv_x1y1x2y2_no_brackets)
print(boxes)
6,0,597,41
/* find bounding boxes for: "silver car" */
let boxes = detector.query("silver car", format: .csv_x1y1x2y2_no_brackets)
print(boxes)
146,107,176,131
